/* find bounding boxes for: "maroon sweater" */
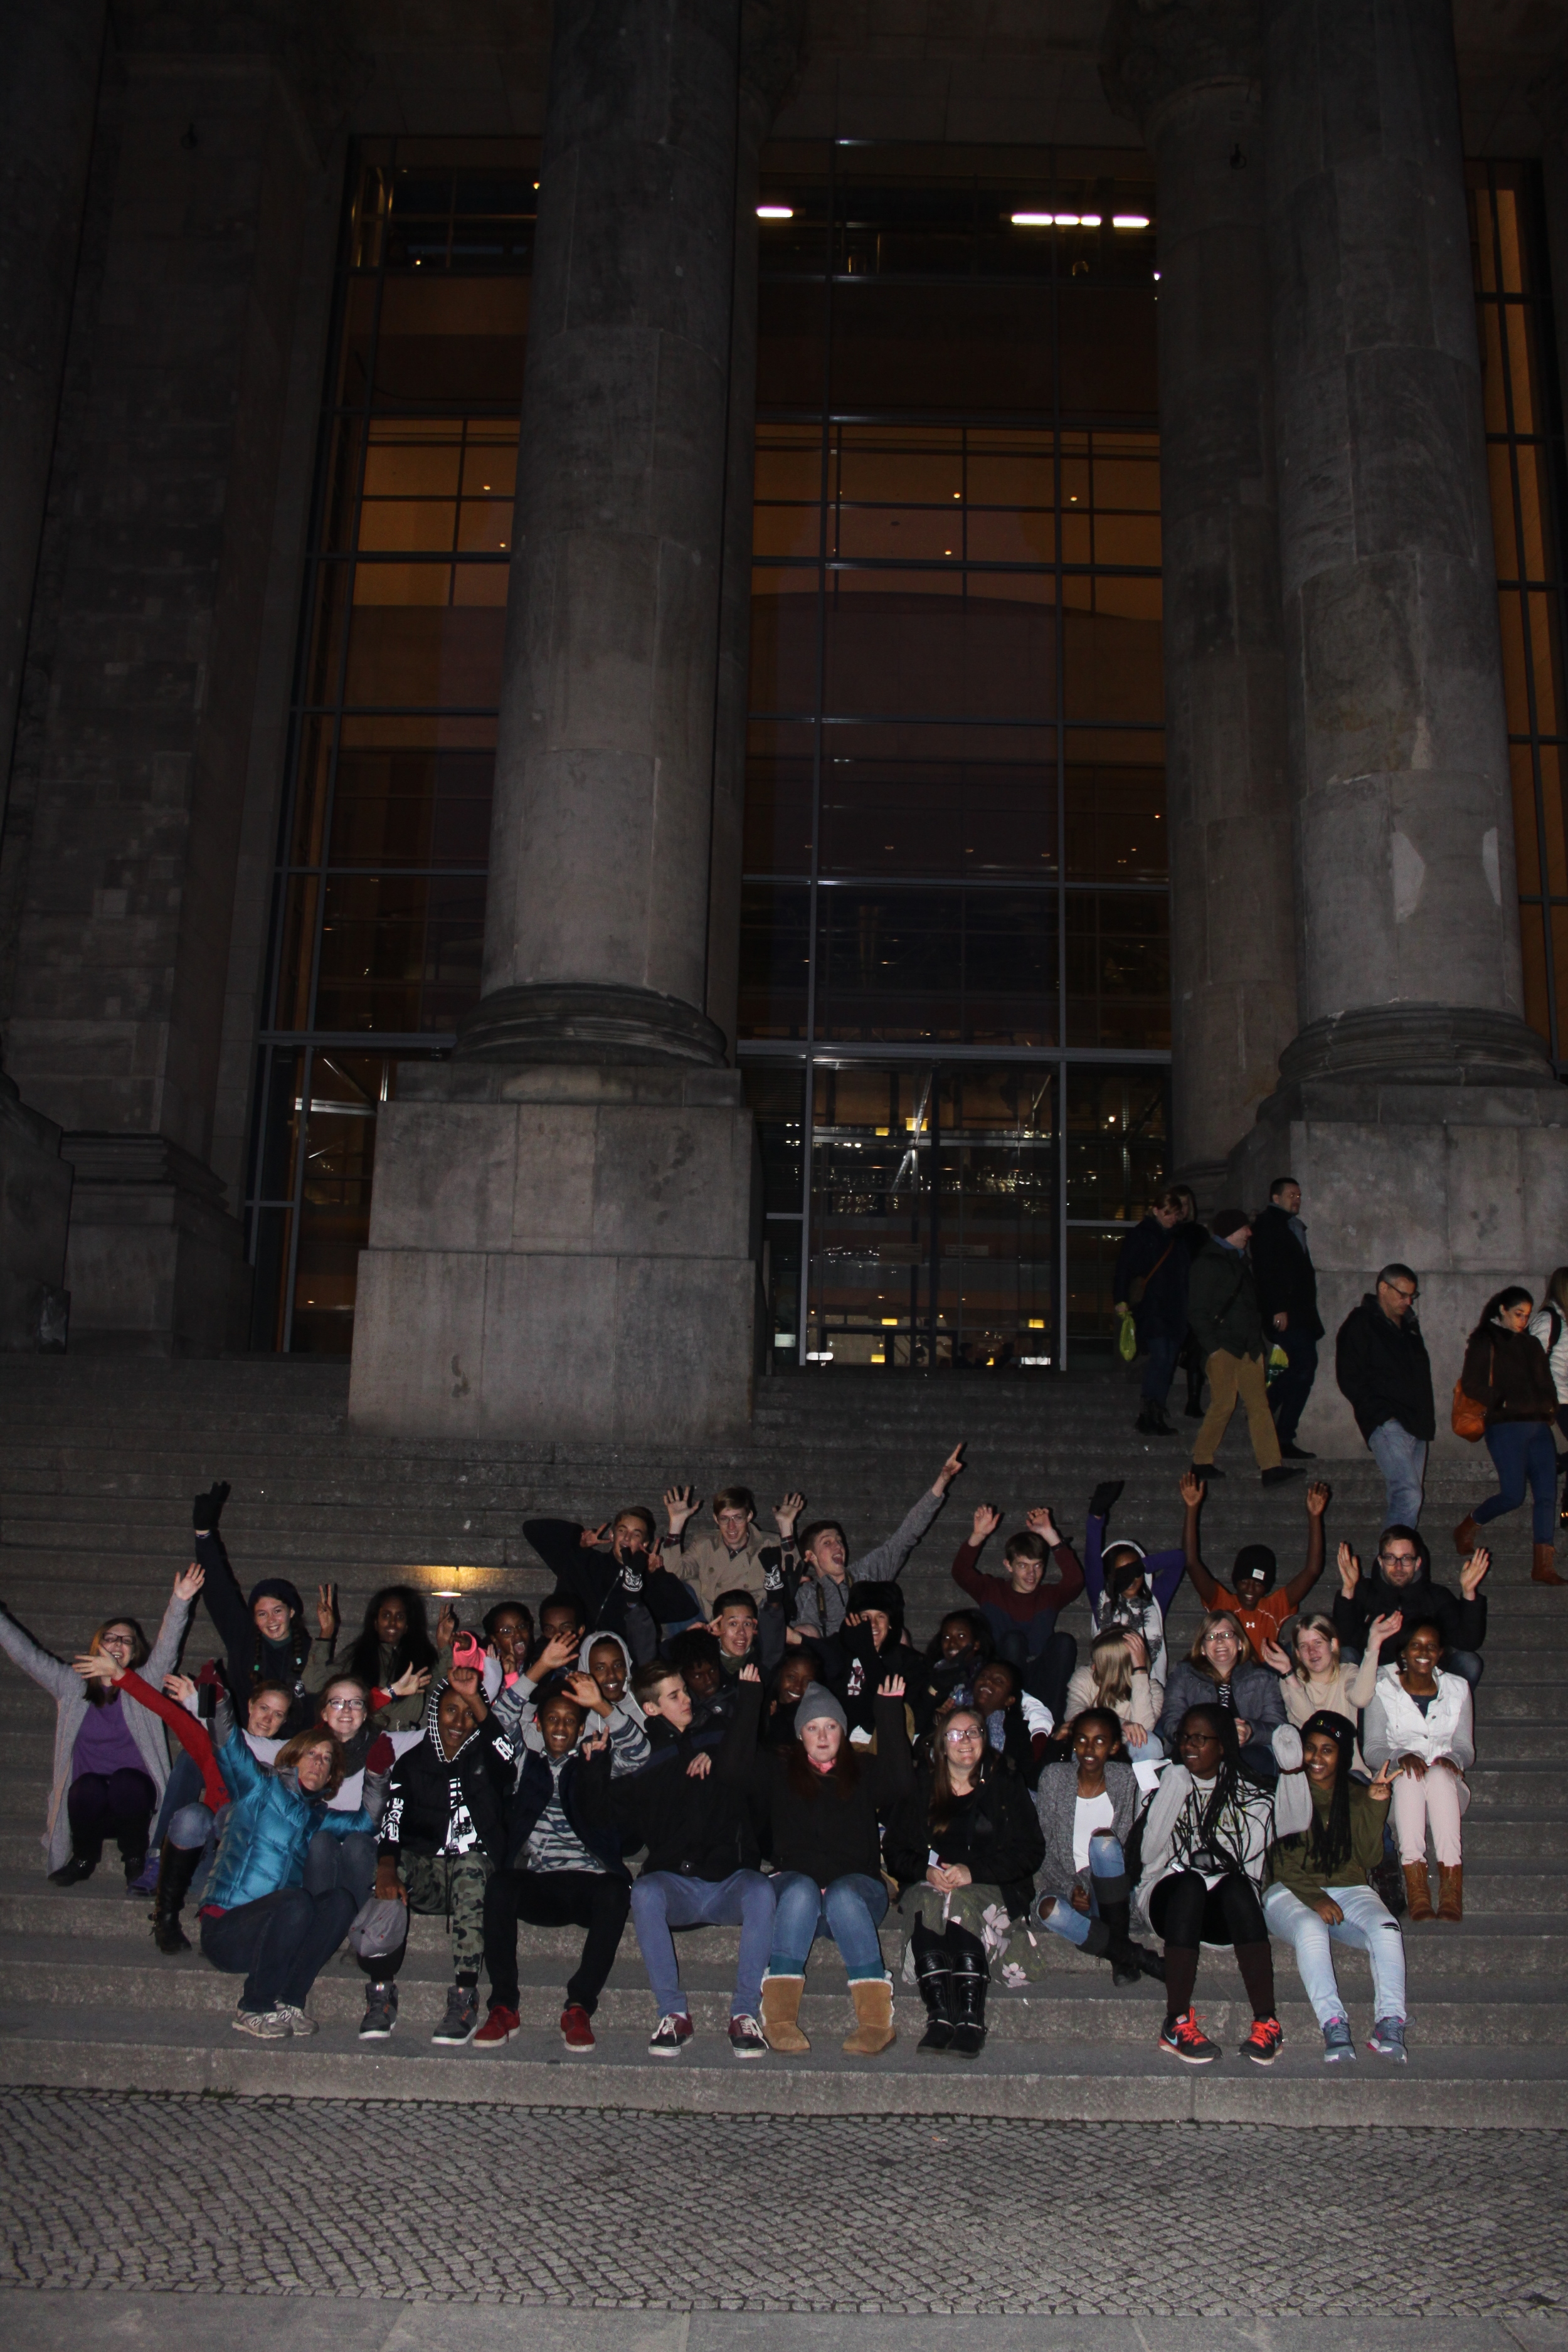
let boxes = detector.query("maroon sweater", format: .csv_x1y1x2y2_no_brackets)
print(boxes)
951,1540,1084,1658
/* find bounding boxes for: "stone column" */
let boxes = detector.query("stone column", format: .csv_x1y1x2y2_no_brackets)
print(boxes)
1232,0,1568,1449
0,3,103,1347
350,0,799,1443
461,0,744,1066
1103,0,1297,1199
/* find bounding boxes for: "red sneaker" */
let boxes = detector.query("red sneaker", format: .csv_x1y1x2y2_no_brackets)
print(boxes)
1241,2015,1285,2067
472,2004,520,2050
560,2003,595,2052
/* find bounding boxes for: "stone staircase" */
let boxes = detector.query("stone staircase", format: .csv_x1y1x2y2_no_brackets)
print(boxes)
0,1354,1564,2121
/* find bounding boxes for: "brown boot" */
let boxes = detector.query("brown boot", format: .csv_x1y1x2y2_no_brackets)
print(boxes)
1533,1544,1565,1586
1402,1862,1434,1921
1436,1864,1463,1921
842,1975,896,2055
1453,1514,1481,1554
759,1973,809,2053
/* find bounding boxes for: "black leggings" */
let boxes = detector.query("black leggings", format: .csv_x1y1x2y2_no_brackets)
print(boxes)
1150,1867,1268,1948
483,1867,630,2015
68,1767,156,1862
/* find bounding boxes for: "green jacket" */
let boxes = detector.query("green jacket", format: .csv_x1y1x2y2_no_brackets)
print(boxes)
1187,1237,1265,1360
1268,1780,1387,1900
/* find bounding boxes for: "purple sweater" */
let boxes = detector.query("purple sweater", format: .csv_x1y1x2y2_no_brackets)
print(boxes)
72,1691,150,1781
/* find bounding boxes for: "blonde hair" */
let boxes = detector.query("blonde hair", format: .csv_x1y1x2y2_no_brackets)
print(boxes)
1290,1613,1340,1680
1089,1630,1135,1707
1189,1610,1248,1680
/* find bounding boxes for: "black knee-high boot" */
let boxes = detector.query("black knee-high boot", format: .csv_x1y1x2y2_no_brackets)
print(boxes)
911,1917,955,2054
946,1926,989,2059
151,1840,201,1954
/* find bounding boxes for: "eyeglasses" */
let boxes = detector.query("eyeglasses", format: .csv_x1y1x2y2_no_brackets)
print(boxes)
1383,1285,1419,1303
322,1698,366,1716
944,1727,985,1744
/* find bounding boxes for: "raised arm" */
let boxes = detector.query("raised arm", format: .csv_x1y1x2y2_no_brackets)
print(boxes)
1282,1480,1330,1609
0,1598,74,1700
144,1567,200,1685
952,1506,1001,1601
114,1668,227,1809
1180,1471,1222,1608
850,1453,958,1584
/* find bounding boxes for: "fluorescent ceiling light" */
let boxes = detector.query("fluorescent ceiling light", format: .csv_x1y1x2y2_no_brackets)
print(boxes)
757,204,793,220
1010,211,1053,226
1113,214,1151,230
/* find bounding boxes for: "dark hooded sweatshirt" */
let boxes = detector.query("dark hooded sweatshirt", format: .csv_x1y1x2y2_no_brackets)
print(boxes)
195,1530,314,1734
379,1712,516,1866
576,1714,758,1881
1332,1560,1486,1665
522,1517,702,1661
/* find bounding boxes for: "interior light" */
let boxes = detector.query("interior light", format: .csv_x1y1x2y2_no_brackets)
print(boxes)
1114,214,1151,230
1079,214,1103,227
1153,269,1162,280
1010,211,1053,226
1029,1317,1046,1329
881,1316,899,1327
757,204,794,220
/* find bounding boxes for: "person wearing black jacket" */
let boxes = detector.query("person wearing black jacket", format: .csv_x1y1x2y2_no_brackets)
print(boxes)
364,1680,517,2046
192,1483,315,1733
522,1512,702,1662
825,1579,928,1737
1113,1190,1190,1436
1331,1526,1488,1689
885,1706,1046,2056
576,1660,774,2060
1251,1179,1324,1459
1335,1267,1436,1528
718,1670,914,2057
1454,1286,1564,1584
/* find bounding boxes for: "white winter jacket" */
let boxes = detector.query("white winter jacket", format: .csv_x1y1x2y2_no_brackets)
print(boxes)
1528,1303,1568,1405
1362,1665,1473,1814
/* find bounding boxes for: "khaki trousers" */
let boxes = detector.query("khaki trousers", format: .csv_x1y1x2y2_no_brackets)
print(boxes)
1194,1348,1282,1472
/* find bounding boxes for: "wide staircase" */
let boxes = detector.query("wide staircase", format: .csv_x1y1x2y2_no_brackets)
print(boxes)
0,1355,1563,2122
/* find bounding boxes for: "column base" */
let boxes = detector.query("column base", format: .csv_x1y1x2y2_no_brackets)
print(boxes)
1227,1042,1568,1457
0,1076,73,1351
348,1061,760,1443
59,1135,249,1357
1279,1005,1557,1090
456,982,728,1068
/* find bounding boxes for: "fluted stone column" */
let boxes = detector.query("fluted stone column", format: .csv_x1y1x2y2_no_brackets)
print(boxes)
1231,0,1568,1448
461,0,746,1066
1103,0,1297,1198
350,0,805,1443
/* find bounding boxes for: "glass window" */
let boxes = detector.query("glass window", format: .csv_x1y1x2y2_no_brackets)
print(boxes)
248,139,537,1350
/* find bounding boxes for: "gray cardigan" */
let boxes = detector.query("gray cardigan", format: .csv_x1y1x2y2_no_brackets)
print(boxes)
1033,1757,1140,1902
0,1587,193,1871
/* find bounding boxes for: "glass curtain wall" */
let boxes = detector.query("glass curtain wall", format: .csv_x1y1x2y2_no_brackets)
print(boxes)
1469,161,1568,1072
739,144,1170,1370
246,141,536,1350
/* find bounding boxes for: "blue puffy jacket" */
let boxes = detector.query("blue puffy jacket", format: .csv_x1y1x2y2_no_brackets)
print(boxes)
204,1727,373,1912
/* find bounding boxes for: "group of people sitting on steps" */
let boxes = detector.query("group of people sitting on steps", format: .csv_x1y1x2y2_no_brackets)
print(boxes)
0,1438,1492,2069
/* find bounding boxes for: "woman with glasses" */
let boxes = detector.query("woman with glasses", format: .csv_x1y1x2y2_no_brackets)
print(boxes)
886,1702,1045,2055
1454,1286,1562,1584
1155,1610,1286,1781
0,1565,201,1887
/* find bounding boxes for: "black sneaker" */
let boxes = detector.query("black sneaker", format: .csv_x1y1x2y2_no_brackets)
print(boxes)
48,1855,97,1887
1159,2011,1221,2065
359,1983,398,2040
1279,1442,1316,1460
1189,1462,1223,1481
432,1984,479,2045
1261,1465,1302,1486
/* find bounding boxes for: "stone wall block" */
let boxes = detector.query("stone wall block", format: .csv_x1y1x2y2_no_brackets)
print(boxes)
1443,1120,1528,1268
512,1105,596,1248
366,1101,522,1254
611,1253,755,1441
591,1103,753,1258
480,1250,620,1433
347,1249,490,1436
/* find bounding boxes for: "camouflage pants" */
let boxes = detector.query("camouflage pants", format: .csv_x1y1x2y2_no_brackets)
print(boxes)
399,1850,492,1978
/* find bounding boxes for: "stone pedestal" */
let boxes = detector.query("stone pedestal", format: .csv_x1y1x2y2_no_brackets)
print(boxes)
0,1074,73,1349
60,1135,246,1357
349,1066,760,1443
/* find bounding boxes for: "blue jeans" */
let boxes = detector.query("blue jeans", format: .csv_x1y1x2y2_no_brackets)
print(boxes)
1037,1832,1125,1947
1262,1881,1406,2028
1141,1330,1181,1407
148,1747,206,1852
1368,1419,1428,1528
630,1868,776,2021
1268,1327,1318,1445
1475,1419,1558,1544
768,1871,888,1981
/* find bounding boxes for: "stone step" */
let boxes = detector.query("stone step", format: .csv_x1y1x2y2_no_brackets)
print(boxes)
3,2003,1566,2124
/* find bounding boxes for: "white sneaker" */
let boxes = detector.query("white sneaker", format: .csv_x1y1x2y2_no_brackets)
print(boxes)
231,2006,290,2040
277,2003,317,2037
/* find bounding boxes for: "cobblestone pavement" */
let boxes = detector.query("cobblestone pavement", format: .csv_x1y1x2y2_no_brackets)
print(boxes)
1,2094,1565,2318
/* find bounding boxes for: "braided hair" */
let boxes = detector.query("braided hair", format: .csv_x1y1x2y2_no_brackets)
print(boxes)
1294,1708,1356,1876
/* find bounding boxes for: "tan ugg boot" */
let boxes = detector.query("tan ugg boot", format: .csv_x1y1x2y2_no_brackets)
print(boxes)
842,1975,896,2055
1402,1862,1434,1921
759,1973,809,2053
1436,1864,1463,1921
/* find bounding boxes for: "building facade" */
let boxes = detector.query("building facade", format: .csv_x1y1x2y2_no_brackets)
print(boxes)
1,0,1565,1448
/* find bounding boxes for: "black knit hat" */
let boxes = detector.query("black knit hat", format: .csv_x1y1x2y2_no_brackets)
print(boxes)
1210,1205,1251,1239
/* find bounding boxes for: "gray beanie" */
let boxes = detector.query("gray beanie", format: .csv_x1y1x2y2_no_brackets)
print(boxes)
794,1683,847,1735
